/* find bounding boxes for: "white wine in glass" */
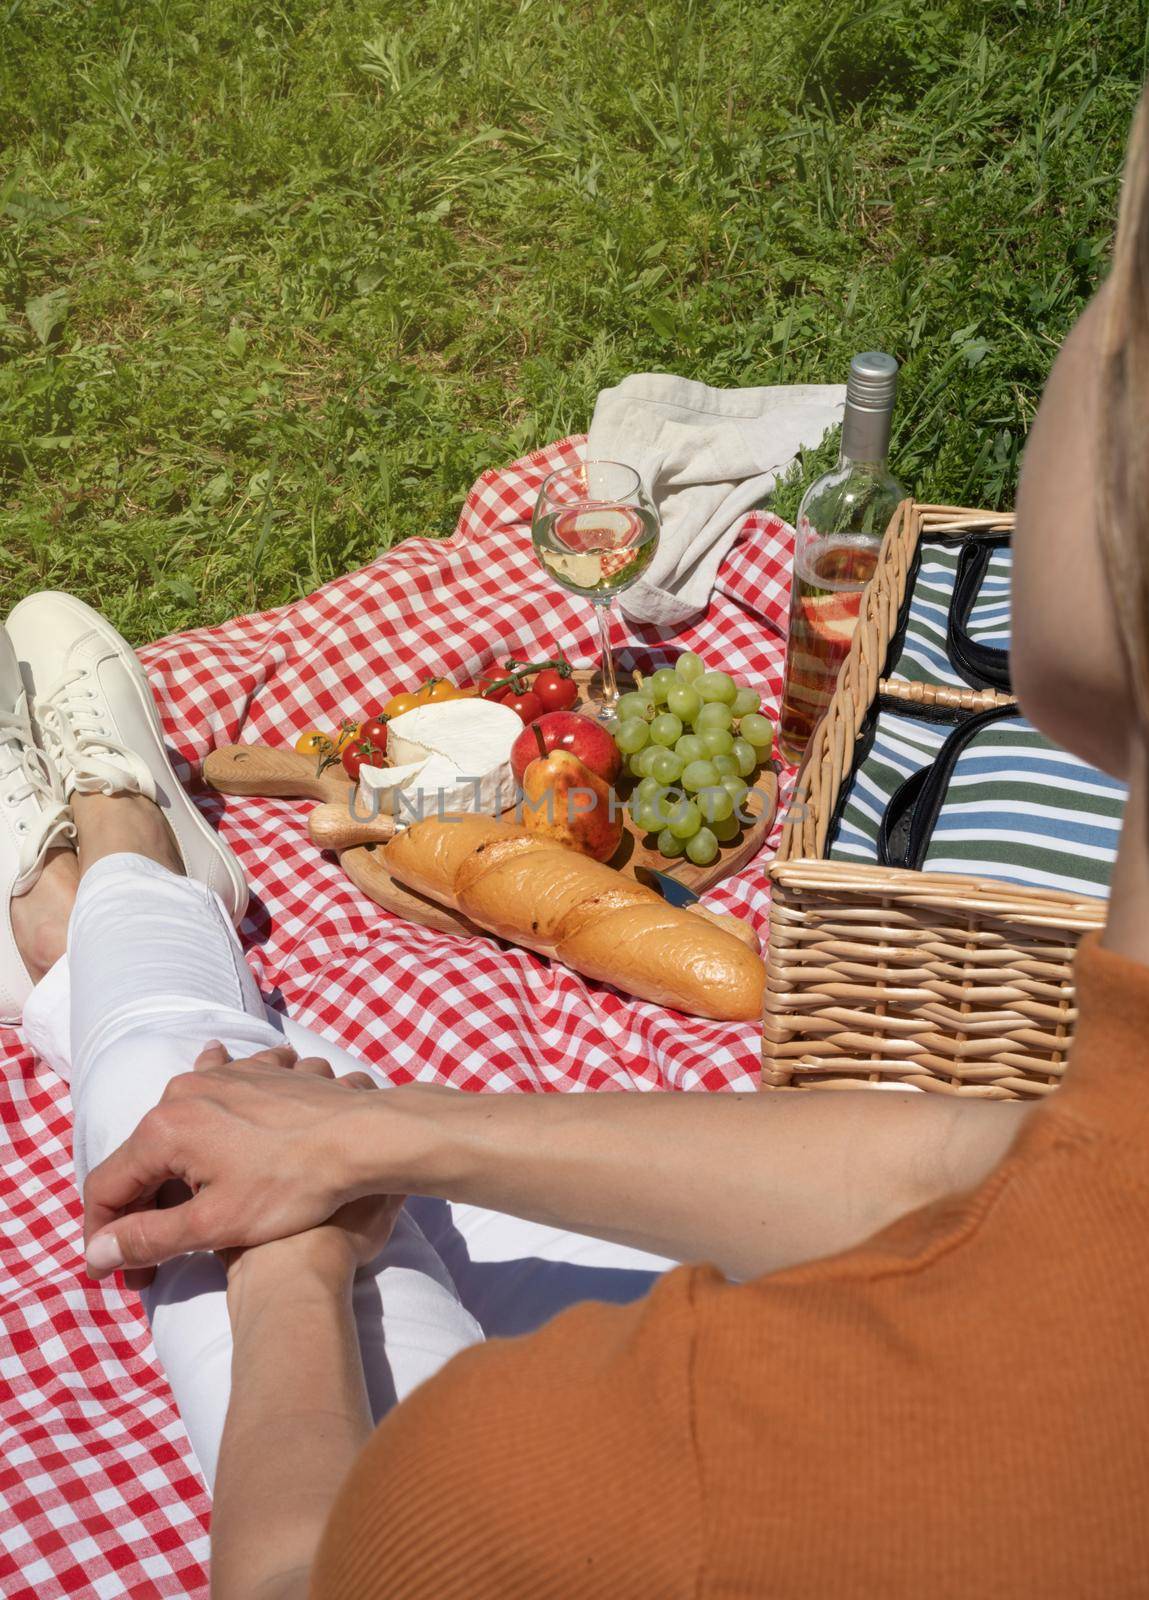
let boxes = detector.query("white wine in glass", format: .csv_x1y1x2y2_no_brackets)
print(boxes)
532,460,660,715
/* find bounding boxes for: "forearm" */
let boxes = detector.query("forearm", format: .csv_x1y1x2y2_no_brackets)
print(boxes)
371,1086,1033,1280
81,1051,1034,1286
211,1247,372,1600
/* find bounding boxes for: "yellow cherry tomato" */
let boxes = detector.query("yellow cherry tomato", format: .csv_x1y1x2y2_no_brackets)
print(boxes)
294,729,333,759
420,678,464,704
381,691,421,719
380,678,466,719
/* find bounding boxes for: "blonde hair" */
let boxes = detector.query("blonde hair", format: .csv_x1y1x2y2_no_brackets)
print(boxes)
1100,85,1149,726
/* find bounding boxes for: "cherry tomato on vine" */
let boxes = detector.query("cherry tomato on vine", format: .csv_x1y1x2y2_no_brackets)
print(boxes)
533,669,578,713
294,729,333,759
342,737,388,780
357,717,389,754
330,719,360,752
421,679,464,704
503,689,543,725
479,678,512,705
381,679,464,718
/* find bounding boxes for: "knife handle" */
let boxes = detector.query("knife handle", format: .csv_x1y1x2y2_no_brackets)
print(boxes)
308,803,397,850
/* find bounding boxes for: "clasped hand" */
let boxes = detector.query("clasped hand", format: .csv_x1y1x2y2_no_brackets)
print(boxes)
83,1042,403,1283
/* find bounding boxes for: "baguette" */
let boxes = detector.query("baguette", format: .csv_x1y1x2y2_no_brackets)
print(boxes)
382,815,765,1022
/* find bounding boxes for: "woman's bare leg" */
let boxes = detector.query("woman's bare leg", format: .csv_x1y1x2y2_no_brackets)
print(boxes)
10,846,79,981
71,790,183,876
11,788,179,983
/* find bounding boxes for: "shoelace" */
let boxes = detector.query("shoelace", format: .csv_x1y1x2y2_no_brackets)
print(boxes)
36,670,151,798
0,702,74,884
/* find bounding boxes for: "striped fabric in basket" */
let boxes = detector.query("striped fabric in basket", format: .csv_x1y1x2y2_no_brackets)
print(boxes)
921,716,1126,891
828,707,1127,899
828,529,1127,900
887,539,1012,687
830,707,948,862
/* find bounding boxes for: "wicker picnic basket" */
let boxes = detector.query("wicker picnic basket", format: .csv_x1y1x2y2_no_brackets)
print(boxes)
761,501,1108,1100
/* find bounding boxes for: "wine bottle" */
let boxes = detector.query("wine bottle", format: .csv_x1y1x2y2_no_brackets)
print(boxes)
778,351,906,764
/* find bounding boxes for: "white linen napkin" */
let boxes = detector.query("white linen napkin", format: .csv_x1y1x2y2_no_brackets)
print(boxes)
586,373,846,628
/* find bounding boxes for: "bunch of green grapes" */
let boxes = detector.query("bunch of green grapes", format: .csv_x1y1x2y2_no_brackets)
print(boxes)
608,652,774,866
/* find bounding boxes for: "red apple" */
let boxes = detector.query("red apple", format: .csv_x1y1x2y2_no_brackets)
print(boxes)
510,711,621,787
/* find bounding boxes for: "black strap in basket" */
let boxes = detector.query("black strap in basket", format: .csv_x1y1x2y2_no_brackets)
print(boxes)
878,701,1022,871
946,536,1013,692
882,529,1012,693
826,526,1017,862
825,691,968,853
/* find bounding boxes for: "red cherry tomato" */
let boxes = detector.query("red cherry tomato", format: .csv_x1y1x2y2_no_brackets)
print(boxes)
342,737,388,780
503,689,543,725
479,678,512,705
357,717,389,753
533,669,578,713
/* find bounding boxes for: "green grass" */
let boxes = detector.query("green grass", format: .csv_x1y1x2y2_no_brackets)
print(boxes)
1,0,1145,642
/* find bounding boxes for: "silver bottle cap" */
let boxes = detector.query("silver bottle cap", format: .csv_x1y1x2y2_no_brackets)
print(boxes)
845,351,899,413
841,351,899,461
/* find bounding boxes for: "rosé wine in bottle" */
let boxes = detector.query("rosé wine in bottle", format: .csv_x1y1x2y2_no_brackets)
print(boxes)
778,352,905,765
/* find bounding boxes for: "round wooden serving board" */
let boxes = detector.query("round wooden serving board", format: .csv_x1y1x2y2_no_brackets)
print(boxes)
203,673,777,936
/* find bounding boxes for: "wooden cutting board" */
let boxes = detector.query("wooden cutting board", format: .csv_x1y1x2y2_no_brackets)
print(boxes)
203,687,778,936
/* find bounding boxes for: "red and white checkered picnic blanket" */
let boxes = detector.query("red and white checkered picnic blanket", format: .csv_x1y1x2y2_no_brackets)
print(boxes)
0,436,796,1598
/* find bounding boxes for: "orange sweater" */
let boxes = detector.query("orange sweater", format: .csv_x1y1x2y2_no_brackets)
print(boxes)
312,936,1149,1597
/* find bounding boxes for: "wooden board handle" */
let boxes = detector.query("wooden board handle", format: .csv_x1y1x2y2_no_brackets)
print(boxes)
204,744,350,803
307,802,397,850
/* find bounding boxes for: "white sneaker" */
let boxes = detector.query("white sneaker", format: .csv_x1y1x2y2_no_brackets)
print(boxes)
6,592,248,927
0,628,75,1023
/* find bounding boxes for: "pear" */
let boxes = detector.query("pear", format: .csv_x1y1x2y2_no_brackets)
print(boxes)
520,735,623,862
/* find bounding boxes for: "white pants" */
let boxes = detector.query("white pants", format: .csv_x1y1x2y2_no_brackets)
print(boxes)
22,855,673,1489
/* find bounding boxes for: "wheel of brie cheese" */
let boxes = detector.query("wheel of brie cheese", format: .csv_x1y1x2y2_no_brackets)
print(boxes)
357,697,522,823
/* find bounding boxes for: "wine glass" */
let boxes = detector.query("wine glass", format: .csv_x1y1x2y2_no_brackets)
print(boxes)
531,460,660,716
